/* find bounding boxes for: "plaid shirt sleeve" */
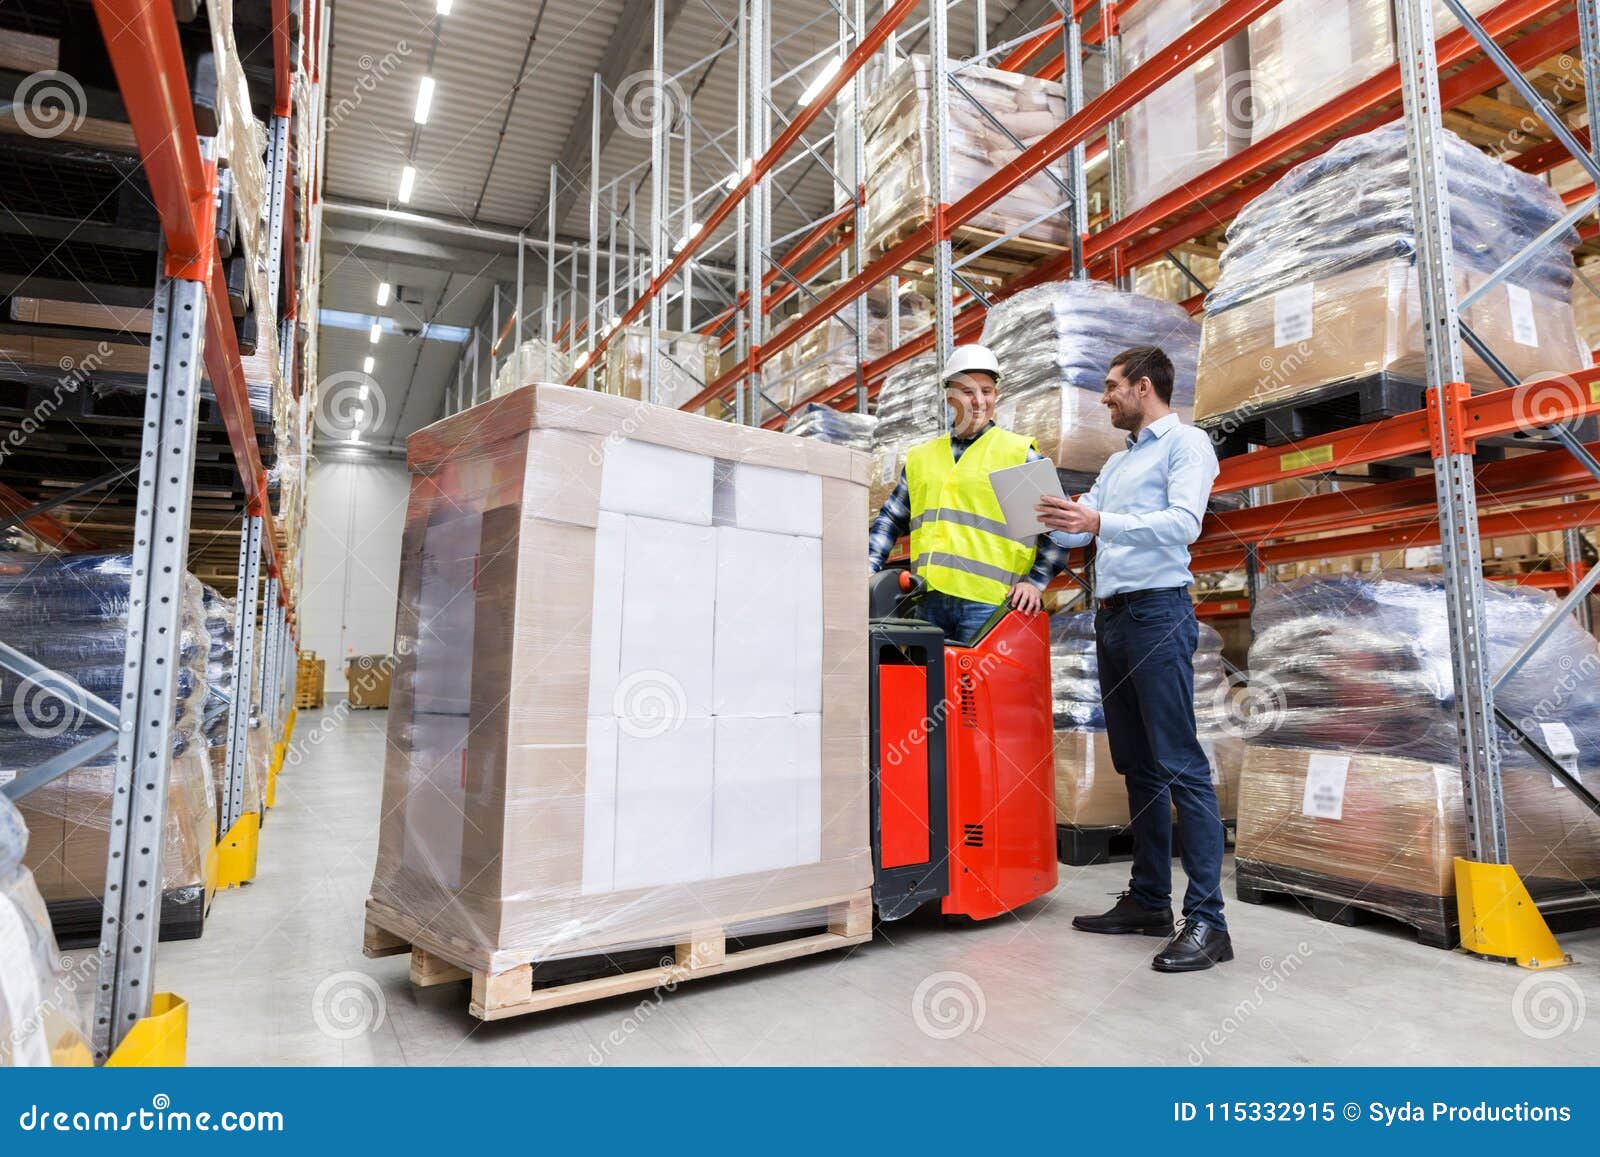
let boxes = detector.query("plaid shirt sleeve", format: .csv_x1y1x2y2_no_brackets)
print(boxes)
867,467,911,573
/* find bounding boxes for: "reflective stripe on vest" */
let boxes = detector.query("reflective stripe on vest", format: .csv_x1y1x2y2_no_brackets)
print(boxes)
905,427,1038,605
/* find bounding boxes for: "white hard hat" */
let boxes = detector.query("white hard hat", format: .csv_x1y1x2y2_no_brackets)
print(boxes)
941,343,1001,385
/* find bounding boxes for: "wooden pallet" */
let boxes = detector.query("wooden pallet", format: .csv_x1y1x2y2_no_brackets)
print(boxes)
1234,859,1458,950
363,890,873,1021
868,215,1071,285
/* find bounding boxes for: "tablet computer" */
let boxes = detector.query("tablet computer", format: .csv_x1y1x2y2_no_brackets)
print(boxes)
989,457,1067,539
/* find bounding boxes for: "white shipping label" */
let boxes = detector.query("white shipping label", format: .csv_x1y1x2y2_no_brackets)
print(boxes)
1273,282,1315,347
878,455,895,485
0,770,13,787
1506,283,1539,347
1539,720,1580,789
1300,752,1350,820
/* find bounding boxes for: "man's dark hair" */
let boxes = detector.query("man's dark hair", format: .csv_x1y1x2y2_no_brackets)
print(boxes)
1109,345,1175,404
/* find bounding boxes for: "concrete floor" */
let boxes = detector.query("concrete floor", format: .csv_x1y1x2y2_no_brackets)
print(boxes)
132,707,1600,1065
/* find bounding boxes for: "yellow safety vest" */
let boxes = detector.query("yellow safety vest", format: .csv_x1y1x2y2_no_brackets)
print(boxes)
905,426,1039,605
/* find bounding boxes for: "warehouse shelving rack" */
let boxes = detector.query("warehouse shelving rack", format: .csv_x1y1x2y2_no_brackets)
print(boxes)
575,0,1600,964
0,0,325,1061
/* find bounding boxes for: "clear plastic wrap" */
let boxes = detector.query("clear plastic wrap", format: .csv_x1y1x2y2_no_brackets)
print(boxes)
980,280,1201,474
1236,745,1600,935
0,553,216,908
1050,610,1242,827
1248,571,1600,772
493,339,571,398
0,794,91,1066
765,283,931,412
368,384,872,972
861,55,1072,256
1119,0,1250,211
867,353,941,513
199,587,263,824
783,403,877,451
1245,0,1393,144
1134,252,1219,306
601,326,719,411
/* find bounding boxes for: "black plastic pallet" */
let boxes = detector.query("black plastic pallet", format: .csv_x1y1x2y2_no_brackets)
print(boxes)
1197,372,1429,459
45,888,206,950
1234,859,1458,949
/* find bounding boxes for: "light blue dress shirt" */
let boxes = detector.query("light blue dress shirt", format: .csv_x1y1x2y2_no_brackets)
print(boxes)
1047,412,1219,600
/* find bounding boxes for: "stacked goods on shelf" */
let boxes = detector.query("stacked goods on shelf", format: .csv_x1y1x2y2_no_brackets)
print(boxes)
1572,258,1600,353
1119,0,1251,212
868,353,941,513
1134,251,1220,305
366,385,871,1014
0,554,217,945
765,284,932,412
0,793,90,1067
860,55,1071,256
1196,124,1586,423
981,280,1202,477
1245,1,1494,145
1236,571,1600,944
296,651,327,709
1051,610,1243,837
493,339,572,398
602,326,719,410
783,404,878,451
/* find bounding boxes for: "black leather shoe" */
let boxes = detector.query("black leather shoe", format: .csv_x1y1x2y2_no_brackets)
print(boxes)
1072,891,1175,936
1152,921,1233,972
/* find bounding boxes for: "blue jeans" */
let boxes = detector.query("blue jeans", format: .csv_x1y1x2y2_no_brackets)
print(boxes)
1095,588,1227,930
915,590,1001,646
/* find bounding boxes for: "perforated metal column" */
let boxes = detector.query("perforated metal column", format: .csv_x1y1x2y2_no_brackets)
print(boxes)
223,514,264,832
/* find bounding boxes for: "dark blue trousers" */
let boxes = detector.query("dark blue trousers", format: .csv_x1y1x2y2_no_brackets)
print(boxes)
915,590,1000,646
1095,588,1227,930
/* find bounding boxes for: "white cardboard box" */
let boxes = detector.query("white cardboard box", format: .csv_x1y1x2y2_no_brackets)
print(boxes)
600,437,715,524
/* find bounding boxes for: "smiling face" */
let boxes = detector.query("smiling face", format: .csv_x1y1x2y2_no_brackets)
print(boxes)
1101,363,1148,432
945,371,998,437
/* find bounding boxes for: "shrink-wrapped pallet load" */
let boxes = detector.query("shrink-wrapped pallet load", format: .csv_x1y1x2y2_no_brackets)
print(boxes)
1196,124,1586,422
765,284,931,413
783,403,877,451
1236,572,1600,942
1051,610,1243,830
1244,0,1394,142
860,55,1072,256
867,353,942,515
0,793,91,1066
493,339,571,398
0,555,217,941
365,385,872,1010
981,280,1202,477
200,587,264,825
601,326,719,411
1119,0,1251,212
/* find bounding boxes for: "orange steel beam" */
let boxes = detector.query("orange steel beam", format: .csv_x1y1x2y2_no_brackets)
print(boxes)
699,205,856,337
272,0,292,116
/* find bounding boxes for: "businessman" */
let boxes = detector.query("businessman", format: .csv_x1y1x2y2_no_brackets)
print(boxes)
1036,345,1229,973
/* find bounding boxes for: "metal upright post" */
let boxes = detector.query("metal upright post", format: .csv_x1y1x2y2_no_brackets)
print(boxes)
745,0,770,425
546,164,558,353
93,248,209,1061
649,0,667,404
929,0,955,429
490,285,500,386
1395,0,1508,864
266,115,291,317
733,0,749,425
261,577,280,738
847,0,869,412
682,92,694,332
515,233,525,376
589,71,602,388
1567,0,1600,631
1102,7,1129,290
974,0,987,56
222,524,265,834
608,184,619,338
1061,5,1088,278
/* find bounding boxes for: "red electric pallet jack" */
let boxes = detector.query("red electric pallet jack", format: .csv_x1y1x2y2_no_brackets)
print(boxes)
868,570,1057,921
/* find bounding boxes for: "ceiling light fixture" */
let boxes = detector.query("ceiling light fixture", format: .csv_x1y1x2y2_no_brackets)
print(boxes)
397,164,416,203
369,322,382,343
436,0,452,13
798,57,843,107
376,282,391,307
414,76,435,125
362,355,375,373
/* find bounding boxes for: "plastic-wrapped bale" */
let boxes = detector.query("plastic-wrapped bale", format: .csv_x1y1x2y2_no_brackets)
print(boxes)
600,326,719,411
0,793,91,1066
765,284,931,412
783,404,877,452
0,554,217,943
867,352,941,514
365,384,873,1013
861,55,1071,257
1134,251,1219,306
1119,0,1250,212
1196,123,1585,422
1244,0,1394,144
1236,745,1600,947
493,339,571,398
1050,610,1243,830
981,280,1201,476
1236,571,1600,940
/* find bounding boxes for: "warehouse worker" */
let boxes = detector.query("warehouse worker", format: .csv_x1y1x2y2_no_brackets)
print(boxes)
867,343,1068,644
1034,345,1229,974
